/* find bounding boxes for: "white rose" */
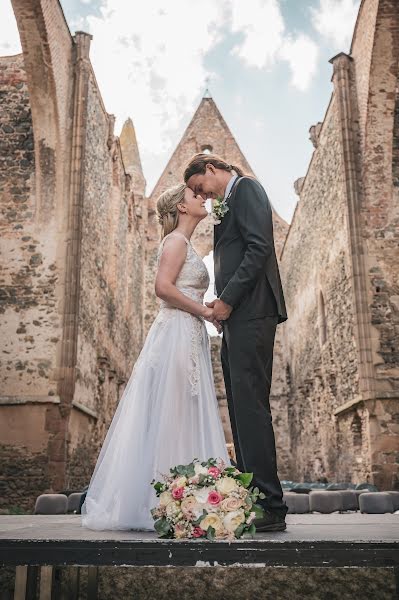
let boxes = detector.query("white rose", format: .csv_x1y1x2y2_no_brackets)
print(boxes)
193,486,212,504
194,464,209,476
220,496,244,512
223,510,246,533
159,491,174,507
171,476,188,488
216,477,239,495
181,495,201,518
166,501,180,518
200,513,224,535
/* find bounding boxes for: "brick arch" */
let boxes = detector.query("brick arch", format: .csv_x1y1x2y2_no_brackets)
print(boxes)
10,0,74,216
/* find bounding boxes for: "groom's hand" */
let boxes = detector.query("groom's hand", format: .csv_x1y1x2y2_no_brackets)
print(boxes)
206,299,233,321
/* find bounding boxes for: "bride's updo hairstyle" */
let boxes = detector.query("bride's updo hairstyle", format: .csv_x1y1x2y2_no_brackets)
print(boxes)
183,153,245,182
157,183,187,239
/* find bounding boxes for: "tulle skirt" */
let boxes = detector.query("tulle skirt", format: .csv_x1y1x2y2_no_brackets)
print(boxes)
81,307,230,530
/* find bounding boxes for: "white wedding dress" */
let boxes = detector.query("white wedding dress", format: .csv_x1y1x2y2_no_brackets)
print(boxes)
82,231,230,530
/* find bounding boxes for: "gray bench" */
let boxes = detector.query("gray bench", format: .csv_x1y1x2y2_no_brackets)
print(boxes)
359,492,394,514
34,494,68,515
309,491,343,513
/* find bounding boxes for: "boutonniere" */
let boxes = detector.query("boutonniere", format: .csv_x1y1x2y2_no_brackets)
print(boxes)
212,196,229,225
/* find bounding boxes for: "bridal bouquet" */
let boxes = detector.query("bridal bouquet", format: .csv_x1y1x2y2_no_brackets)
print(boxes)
150,458,265,540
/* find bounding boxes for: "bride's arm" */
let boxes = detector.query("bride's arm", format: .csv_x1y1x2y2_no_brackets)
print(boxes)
155,236,212,320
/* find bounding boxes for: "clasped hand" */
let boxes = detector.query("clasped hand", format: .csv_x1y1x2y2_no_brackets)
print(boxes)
203,299,233,333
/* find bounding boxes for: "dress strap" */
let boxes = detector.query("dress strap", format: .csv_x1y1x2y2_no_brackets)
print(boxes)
157,231,190,262
161,231,190,246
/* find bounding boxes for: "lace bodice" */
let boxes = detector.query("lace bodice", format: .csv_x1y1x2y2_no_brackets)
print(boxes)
157,232,210,307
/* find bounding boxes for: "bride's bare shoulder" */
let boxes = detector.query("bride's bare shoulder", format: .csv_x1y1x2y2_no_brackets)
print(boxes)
158,232,188,262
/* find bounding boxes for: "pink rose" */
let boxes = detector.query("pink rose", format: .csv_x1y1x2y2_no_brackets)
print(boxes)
192,526,206,538
208,467,220,479
208,490,223,505
172,487,184,500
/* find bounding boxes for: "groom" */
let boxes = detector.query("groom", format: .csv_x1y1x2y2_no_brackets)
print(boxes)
184,154,288,531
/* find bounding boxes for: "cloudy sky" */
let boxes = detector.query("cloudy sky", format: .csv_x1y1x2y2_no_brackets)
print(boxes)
2,0,360,223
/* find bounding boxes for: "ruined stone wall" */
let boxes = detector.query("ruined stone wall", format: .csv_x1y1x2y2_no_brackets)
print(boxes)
280,100,363,483
66,71,147,490
0,55,66,509
0,55,61,405
352,0,399,489
0,22,147,506
280,0,399,489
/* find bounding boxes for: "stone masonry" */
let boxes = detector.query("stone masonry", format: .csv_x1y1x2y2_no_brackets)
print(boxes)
0,1,146,509
280,0,399,490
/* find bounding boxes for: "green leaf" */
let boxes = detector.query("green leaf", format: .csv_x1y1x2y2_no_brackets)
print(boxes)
224,467,236,474
236,473,253,488
249,523,256,537
186,463,195,477
206,526,215,541
234,523,246,538
153,482,164,494
253,503,265,519
259,492,266,500
154,518,171,538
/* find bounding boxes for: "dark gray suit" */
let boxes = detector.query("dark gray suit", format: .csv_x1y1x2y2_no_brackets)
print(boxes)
214,176,287,516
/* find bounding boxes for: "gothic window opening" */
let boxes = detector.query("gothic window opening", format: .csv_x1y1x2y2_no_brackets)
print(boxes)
351,413,362,449
201,145,213,154
318,290,327,345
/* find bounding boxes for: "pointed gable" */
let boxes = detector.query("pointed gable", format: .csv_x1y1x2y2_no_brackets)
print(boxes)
149,97,254,203
148,96,288,257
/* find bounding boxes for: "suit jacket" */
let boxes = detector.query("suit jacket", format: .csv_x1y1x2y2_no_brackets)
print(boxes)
214,176,287,323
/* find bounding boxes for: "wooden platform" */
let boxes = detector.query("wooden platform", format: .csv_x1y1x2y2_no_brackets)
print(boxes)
1,514,398,599
1,513,398,568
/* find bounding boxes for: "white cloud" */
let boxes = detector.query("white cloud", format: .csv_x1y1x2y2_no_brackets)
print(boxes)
280,34,319,92
228,0,319,92
230,0,285,69
311,0,360,49
84,0,226,192
0,1,22,55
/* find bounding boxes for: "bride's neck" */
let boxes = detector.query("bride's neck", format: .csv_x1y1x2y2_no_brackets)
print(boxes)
174,219,199,241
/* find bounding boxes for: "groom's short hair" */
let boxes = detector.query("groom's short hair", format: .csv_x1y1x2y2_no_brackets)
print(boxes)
184,153,244,182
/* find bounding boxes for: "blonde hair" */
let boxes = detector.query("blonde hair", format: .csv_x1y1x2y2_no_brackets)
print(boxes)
156,183,187,238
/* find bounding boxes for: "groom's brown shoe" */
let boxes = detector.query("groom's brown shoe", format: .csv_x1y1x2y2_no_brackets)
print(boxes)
254,511,287,532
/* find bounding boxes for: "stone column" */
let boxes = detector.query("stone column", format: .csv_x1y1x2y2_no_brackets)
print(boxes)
329,52,375,404
55,32,92,490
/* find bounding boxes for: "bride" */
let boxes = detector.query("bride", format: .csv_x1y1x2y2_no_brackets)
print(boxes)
82,183,230,530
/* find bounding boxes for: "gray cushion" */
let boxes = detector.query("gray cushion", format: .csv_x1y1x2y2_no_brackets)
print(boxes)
67,492,84,513
34,494,68,515
283,492,297,514
309,491,343,513
339,490,359,511
359,492,394,514
292,493,310,514
283,492,310,514
387,491,399,511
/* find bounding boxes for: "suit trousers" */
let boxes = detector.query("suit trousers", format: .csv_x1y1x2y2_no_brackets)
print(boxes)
221,315,287,516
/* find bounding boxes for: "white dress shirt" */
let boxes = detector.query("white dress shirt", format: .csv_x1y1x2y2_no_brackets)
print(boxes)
224,172,238,200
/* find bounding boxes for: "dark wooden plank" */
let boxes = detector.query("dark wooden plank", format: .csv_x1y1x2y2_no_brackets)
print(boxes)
1,539,398,568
